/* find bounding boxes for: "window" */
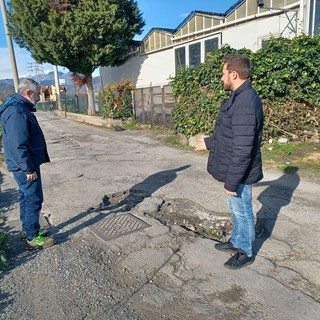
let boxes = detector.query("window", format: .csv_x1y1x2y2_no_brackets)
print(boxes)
205,38,219,60
175,47,186,74
310,0,320,35
174,35,220,73
258,34,280,50
261,39,270,47
189,43,201,69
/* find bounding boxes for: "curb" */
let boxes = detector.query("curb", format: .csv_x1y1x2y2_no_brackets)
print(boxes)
54,110,123,128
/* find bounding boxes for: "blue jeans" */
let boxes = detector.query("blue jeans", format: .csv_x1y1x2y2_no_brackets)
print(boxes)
13,167,43,240
228,184,255,257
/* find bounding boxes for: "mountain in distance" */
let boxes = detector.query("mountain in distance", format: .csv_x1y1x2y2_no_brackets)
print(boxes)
0,71,101,94
0,83,15,100
41,70,65,83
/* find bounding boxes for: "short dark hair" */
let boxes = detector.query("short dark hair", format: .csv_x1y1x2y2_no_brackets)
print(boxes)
222,54,252,79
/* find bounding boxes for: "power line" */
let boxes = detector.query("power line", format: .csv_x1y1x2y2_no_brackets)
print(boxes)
27,62,43,85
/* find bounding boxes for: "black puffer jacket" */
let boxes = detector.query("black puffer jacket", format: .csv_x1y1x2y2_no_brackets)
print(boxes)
204,80,263,192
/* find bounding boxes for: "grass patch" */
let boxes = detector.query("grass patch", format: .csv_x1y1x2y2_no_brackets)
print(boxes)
164,135,194,151
149,126,172,134
262,142,320,179
121,120,171,132
122,118,139,130
164,134,319,180
164,135,183,146
197,228,227,241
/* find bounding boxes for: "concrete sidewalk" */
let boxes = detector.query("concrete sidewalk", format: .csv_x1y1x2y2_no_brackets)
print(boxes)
1,111,319,320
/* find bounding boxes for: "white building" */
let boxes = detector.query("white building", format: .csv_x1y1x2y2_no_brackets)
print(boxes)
100,0,320,89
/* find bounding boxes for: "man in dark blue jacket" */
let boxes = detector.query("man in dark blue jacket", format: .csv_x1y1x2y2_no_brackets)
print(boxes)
196,55,263,269
0,79,55,248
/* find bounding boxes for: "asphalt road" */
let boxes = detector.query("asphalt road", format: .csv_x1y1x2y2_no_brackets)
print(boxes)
0,111,319,320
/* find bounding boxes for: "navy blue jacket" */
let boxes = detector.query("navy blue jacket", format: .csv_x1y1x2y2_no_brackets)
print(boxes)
0,94,50,173
204,80,263,192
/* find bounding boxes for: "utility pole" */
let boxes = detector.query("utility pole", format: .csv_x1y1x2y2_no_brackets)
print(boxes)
53,65,62,111
27,62,43,85
0,0,19,92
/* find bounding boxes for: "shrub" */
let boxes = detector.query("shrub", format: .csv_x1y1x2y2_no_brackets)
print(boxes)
252,35,320,139
98,80,134,120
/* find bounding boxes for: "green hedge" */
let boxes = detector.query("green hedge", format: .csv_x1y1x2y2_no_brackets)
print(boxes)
171,35,320,139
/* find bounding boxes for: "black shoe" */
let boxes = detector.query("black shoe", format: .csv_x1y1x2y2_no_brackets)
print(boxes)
224,252,254,270
214,241,239,252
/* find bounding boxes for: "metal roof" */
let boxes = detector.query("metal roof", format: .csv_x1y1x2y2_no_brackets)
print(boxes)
175,10,225,32
225,0,246,15
139,1,247,42
141,27,176,42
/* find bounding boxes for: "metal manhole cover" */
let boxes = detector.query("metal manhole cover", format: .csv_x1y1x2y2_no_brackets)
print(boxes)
89,213,151,241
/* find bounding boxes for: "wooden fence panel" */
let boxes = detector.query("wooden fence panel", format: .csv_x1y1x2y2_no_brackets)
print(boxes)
134,85,175,129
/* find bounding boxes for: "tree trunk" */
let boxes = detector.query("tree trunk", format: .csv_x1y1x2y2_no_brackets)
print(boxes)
86,74,96,115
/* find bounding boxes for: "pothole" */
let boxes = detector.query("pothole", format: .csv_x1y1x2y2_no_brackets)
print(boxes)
98,191,232,241
147,198,232,241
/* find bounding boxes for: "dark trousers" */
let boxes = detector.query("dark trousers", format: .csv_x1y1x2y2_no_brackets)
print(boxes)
13,166,43,240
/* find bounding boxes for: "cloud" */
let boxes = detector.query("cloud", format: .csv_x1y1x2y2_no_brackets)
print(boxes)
0,47,54,79
0,47,17,79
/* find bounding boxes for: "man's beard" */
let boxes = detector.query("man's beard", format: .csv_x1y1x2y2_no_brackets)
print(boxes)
223,82,232,91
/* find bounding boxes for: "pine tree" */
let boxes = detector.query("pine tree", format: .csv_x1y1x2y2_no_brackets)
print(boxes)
7,0,145,115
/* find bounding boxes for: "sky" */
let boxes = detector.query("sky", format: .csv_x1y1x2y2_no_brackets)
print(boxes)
0,0,237,80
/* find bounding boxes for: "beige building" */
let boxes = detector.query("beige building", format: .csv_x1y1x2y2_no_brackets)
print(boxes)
100,0,319,89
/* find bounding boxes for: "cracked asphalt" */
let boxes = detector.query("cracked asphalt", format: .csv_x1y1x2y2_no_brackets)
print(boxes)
0,111,319,320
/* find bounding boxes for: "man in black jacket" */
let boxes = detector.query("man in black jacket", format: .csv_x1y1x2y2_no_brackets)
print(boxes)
196,54,263,269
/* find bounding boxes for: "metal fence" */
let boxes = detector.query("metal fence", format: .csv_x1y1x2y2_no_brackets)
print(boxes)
45,85,176,129
37,101,57,111
134,85,175,129
60,93,89,114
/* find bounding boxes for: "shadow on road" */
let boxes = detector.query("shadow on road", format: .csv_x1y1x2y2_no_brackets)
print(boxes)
106,164,191,212
0,170,19,211
254,167,300,255
53,165,191,243
0,169,40,305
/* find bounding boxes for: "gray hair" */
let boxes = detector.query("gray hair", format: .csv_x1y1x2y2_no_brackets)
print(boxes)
18,78,41,95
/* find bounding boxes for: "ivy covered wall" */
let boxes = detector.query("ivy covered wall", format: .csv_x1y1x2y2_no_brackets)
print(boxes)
171,35,320,140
